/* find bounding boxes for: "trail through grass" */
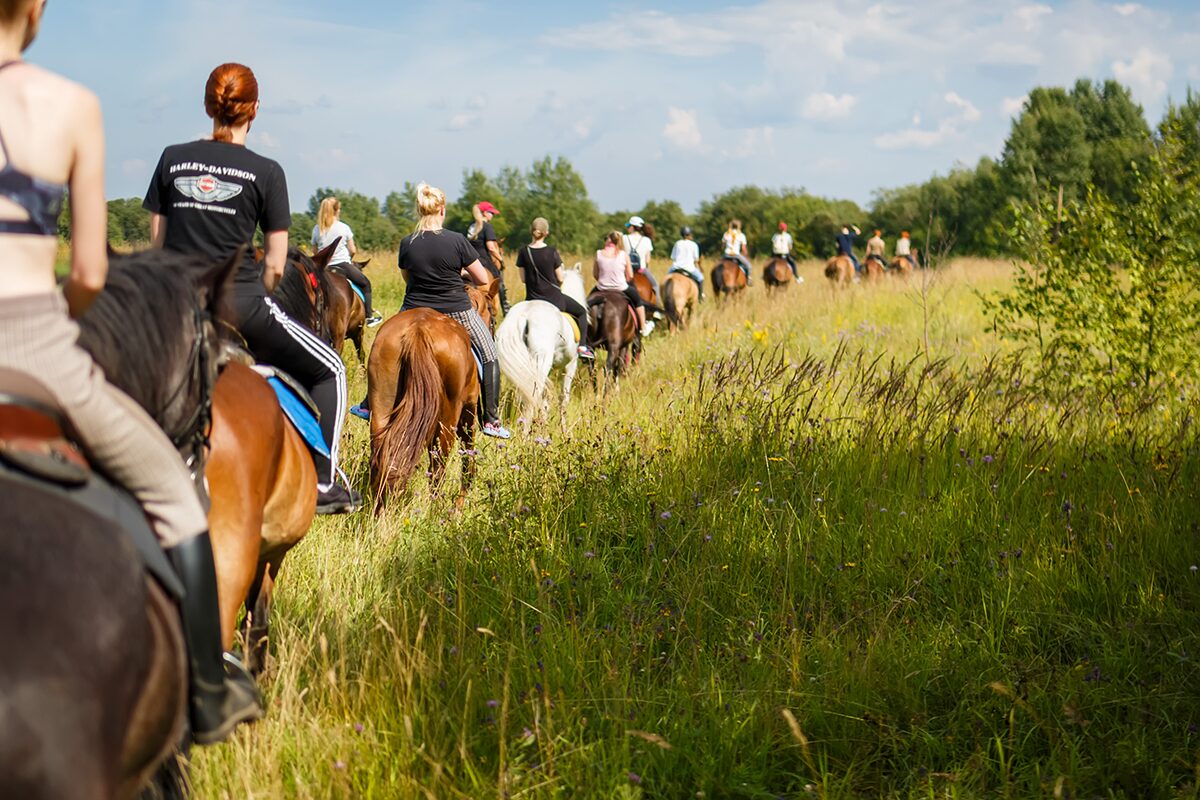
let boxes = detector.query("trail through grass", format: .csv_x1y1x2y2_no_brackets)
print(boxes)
193,258,1200,799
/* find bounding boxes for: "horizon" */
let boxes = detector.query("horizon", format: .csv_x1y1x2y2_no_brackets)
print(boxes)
30,0,1200,214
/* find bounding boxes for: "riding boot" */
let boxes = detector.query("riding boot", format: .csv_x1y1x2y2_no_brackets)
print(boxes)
482,359,502,425
166,532,263,745
499,280,511,315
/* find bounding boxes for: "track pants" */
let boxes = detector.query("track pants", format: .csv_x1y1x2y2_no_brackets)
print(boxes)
234,293,346,489
0,293,206,546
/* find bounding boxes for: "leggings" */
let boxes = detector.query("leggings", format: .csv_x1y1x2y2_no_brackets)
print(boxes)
330,261,373,315
443,307,497,363
0,293,207,547
235,293,346,489
775,253,798,277
726,253,753,278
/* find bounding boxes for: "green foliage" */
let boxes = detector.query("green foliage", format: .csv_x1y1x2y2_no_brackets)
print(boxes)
988,124,1200,385
106,198,151,245
693,186,864,259
300,188,401,251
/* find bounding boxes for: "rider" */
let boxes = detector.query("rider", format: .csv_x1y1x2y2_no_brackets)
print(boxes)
865,229,886,270
0,5,259,744
721,219,753,284
622,215,658,323
467,200,509,314
144,63,360,516
896,230,917,269
771,221,802,282
668,225,703,299
312,196,382,327
515,216,594,361
836,224,861,273
401,183,511,439
591,230,647,334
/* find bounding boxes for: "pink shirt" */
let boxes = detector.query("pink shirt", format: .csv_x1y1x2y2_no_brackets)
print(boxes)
595,248,629,290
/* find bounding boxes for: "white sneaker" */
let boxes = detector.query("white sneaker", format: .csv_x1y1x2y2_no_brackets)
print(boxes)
795,276,804,284
641,321,655,337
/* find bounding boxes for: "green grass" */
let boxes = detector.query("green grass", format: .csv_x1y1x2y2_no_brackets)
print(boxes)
192,257,1200,798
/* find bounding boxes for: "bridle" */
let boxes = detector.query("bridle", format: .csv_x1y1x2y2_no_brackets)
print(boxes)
154,299,216,484
294,255,329,340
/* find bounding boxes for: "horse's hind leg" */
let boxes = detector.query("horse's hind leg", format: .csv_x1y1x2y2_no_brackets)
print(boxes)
455,407,477,510
243,560,274,676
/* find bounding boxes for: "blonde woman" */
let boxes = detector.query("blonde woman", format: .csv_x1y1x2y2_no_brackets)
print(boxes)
721,219,753,284
312,197,381,326
399,183,511,438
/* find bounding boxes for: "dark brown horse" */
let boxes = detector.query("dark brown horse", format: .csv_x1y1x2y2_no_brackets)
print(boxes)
588,290,639,377
762,257,792,291
662,273,698,332
0,249,238,799
367,283,497,510
710,258,748,298
325,259,369,362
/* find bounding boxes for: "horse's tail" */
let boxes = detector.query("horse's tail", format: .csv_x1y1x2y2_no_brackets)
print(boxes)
371,324,443,499
495,309,541,410
712,265,726,295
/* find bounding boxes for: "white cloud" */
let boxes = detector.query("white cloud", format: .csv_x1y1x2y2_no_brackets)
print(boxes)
944,92,981,123
802,92,858,120
1113,48,1172,105
1113,3,1142,16
875,92,981,150
249,131,279,149
662,107,705,153
724,127,776,159
466,95,488,111
1014,4,1053,31
445,112,481,132
1001,95,1029,117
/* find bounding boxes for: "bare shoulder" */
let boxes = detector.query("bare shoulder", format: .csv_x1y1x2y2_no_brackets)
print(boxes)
19,64,100,120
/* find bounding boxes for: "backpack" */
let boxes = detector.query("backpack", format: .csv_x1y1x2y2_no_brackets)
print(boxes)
626,235,644,272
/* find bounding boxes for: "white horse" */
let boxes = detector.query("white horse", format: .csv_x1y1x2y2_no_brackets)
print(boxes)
495,264,585,429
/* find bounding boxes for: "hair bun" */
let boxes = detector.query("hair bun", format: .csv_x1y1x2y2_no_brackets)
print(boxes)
205,63,259,142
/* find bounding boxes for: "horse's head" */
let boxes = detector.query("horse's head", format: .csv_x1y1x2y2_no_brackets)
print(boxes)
466,279,500,332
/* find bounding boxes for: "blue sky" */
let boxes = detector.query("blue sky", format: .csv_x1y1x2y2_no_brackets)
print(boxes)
28,0,1200,214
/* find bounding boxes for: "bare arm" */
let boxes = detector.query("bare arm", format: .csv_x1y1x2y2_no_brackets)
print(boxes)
261,230,289,293
464,258,490,286
592,255,600,281
485,239,503,270
346,234,357,257
149,213,167,249
64,91,108,318
624,253,634,282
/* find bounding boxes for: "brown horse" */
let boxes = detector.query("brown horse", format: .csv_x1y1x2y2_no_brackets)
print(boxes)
588,290,639,377
367,283,497,510
710,258,748,298
762,257,792,291
863,254,887,281
889,248,919,277
325,259,369,361
824,254,855,286
662,273,699,332
632,271,657,307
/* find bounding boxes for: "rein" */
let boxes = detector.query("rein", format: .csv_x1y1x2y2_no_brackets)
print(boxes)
155,300,215,482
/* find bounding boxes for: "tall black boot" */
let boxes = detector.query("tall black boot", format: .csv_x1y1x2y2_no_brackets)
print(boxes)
480,360,511,438
498,278,512,315
167,532,263,745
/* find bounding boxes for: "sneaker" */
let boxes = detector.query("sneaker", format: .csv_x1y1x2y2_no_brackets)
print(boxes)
349,403,370,421
641,321,655,337
577,345,595,361
366,311,384,328
795,276,805,284
316,484,362,515
482,421,512,440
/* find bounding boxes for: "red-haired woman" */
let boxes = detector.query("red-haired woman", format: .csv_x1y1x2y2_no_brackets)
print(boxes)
0,3,259,743
144,64,359,514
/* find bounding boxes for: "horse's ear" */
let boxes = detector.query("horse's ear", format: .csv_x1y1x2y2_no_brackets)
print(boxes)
254,246,266,263
355,258,371,269
312,238,340,271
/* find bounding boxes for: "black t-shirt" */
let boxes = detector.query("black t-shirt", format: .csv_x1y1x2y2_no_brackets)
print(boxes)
516,245,563,301
398,230,479,313
469,220,499,272
143,140,290,294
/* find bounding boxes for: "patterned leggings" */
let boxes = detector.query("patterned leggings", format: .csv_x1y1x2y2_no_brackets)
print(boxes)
443,308,497,363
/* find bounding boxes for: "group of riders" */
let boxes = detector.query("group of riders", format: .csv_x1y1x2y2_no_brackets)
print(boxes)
0,0,926,764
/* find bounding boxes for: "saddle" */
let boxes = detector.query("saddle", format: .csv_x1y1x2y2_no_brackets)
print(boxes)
328,265,366,305
251,365,330,458
0,367,183,597
562,312,580,344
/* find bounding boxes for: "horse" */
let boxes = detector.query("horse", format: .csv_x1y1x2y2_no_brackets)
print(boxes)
710,257,748,298
325,258,370,362
889,248,918,277
824,254,855,286
762,257,792,291
863,254,887,282
588,290,639,378
367,282,498,510
0,249,238,799
270,241,340,344
662,273,699,332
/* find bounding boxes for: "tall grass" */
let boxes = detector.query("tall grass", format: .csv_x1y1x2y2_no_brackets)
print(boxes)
193,257,1199,798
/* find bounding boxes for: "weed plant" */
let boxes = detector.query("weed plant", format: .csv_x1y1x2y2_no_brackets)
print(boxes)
193,258,1199,799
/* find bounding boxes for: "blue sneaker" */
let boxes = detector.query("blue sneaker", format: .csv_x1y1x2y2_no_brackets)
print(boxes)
482,421,512,439
349,403,370,421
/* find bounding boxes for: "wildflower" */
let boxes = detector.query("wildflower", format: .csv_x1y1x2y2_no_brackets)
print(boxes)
511,464,521,471
354,723,364,734
1191,565,1198,573
334,760,346,770
585,551,595,559
487,699,500,708
660,511,672,520
628,772,643,785
704,534,712,542
983,455,994,464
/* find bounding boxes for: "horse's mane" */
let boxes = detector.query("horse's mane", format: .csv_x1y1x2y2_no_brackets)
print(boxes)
77,251,205,416
271,247,323,326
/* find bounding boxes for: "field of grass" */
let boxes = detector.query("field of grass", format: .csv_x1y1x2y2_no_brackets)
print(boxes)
192,256,1199,798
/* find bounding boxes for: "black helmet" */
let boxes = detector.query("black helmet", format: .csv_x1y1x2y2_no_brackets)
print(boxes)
680,225,692,237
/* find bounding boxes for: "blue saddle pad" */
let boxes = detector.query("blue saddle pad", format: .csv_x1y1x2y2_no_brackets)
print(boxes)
347,281,365,305
267,376,330,458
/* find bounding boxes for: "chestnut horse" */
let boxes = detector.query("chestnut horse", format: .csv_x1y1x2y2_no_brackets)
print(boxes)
326,258,369,361
0,250,236,799
588,289,639,377
889,248,919,277
367,283,497,510
824,254,855,286
863,254,887,281
710,257,748,298
762,257,792,291
662,273,699,332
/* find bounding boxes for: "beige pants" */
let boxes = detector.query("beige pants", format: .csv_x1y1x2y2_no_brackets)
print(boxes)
0,293,206,546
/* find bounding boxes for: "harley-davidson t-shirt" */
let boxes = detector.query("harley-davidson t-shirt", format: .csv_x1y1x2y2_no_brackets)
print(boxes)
143,139,290,292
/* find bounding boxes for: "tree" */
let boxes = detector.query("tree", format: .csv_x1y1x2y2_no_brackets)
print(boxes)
1001,87,1092,203
301,188,399,251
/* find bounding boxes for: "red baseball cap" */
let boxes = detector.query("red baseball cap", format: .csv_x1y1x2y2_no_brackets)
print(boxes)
478,201,500,215
778,221,787,231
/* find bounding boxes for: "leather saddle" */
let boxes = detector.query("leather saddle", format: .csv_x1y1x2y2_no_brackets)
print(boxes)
0,367,183,597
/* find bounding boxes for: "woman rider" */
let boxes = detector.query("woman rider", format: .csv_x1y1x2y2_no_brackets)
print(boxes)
591,230,647,334
721,219,753,284
0,1,259,743
515,216,594,360
312,196,382,327
401,183,512,439
144,63,360,515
